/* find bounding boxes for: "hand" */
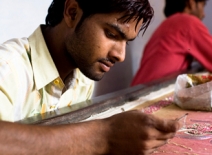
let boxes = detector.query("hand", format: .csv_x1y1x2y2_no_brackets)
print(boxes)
103,110,180,155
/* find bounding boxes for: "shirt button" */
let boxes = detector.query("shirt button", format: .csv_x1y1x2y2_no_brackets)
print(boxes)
54,79,60,85
50,105,55,109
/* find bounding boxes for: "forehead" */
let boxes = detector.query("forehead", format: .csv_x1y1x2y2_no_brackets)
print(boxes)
89,13,143,33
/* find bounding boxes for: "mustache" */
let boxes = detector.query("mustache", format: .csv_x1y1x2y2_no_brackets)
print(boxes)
99,58,115,64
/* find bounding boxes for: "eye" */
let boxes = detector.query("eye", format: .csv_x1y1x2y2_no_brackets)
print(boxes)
105,30,117,39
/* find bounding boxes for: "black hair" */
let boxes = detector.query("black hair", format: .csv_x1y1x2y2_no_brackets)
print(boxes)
45,0,154,35
164,0,207,17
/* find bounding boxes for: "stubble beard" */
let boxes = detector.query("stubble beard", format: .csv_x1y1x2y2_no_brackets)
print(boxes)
65,34,105,81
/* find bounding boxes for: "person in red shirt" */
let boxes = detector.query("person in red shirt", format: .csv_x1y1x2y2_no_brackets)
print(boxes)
131,0,211,86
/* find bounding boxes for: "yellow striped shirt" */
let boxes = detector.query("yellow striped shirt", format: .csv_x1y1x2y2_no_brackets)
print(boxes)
0,26,94,122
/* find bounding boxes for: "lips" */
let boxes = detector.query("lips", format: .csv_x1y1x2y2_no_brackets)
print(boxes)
99,60,114,72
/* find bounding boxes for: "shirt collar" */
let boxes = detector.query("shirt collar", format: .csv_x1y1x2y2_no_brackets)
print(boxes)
28,25,61,90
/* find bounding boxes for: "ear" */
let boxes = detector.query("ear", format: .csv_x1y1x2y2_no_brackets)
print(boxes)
63,0,81,28
187,0,196,10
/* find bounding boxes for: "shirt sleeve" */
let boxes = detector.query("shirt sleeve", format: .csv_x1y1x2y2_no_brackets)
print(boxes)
188,18,212,72
0,91,14,121
0,41,32,122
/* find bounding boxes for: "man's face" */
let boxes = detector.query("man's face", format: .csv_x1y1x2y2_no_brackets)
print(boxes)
191,0,206,20
64,13,143,81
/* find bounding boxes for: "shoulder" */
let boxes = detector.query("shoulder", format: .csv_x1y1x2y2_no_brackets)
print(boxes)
158,13,205,34
0,38,33,82
166,13,202,25
0,38,34,105
0,38,30,61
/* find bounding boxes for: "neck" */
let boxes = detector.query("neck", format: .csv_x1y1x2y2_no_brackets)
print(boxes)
41,25,76,81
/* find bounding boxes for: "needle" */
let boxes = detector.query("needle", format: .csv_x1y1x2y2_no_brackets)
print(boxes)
176,113,188,121
176,113,188,132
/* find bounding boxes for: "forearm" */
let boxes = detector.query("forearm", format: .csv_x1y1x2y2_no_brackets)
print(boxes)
0,110,179,155
0,120,108,155
0,121,65,154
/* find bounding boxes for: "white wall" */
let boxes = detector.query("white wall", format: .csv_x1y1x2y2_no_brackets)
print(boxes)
203,0,212,34
0,0,52,43
0,0,211,97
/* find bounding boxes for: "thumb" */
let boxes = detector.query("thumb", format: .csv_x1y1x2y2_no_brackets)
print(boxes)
154,118,180,132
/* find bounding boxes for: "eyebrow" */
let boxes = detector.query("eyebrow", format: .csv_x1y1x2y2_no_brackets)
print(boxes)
106,23,136,41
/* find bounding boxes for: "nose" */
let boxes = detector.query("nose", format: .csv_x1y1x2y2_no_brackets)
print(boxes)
109,41,126,63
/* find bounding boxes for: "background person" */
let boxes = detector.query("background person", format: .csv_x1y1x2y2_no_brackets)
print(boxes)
131,0,212,86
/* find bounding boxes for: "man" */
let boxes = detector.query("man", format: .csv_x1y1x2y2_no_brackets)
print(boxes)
0,0,179,154
131,0,212,86
1,0,150,122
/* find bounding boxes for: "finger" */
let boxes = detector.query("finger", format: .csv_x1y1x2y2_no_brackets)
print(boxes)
144,127,176,140
142,148,158,155
123,140,164,155
141,139,168,151
152,117,180,132
156,132,176,140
